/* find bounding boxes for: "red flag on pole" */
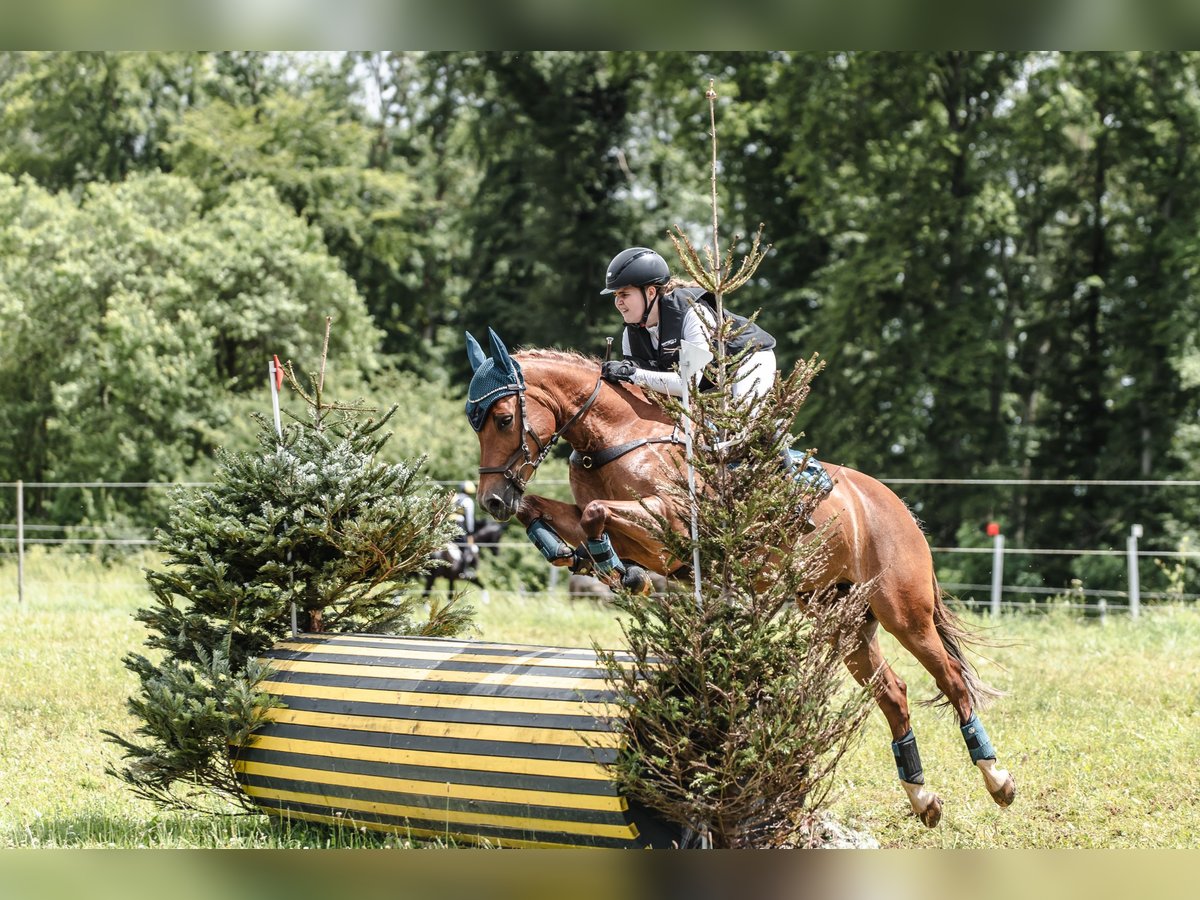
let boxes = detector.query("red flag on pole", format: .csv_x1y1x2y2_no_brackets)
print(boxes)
269,356,284,440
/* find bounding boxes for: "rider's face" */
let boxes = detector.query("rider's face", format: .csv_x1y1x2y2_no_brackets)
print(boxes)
613,286,657,325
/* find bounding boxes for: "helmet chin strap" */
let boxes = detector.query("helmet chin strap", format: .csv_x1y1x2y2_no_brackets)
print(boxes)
637,285,659,328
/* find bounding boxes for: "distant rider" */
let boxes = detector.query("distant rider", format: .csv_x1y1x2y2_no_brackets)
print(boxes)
445,480,476,567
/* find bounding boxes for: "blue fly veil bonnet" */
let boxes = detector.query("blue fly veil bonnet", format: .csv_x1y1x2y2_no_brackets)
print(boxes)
465,328,524,432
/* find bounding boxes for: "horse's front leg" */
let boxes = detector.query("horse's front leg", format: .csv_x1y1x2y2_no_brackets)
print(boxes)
516,494,587,566
516,494,677,594
577,496,678,594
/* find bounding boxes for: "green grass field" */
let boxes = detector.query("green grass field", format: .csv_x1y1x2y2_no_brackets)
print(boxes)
2,549,1198,849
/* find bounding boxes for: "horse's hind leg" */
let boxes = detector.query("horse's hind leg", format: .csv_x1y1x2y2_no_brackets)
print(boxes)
843,619,943,828
961,713,1016,808
876,582,1016,810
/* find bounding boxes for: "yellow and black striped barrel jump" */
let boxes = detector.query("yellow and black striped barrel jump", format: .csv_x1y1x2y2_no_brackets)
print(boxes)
233,632,678,848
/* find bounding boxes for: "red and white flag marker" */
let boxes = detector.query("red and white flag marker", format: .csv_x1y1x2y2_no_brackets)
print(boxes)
268,354,285,440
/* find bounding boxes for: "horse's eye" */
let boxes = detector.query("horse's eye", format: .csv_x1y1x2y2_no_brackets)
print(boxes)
495,413,514,430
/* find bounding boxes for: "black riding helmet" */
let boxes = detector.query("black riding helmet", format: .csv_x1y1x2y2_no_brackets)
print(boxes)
601,247,670,328
600,247,670,294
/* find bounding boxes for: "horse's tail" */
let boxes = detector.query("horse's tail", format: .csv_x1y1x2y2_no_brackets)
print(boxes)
923,574,1006,712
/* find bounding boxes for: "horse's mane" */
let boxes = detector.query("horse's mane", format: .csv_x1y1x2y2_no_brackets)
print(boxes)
514,346,660,411
515,348,600,368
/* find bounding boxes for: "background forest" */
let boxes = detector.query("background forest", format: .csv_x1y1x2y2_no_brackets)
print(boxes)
2,50,1199,593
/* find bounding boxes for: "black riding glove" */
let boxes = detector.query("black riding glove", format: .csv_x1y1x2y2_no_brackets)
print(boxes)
601,359,638,384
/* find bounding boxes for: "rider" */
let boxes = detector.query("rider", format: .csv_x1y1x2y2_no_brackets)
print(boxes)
598,246,777,407
598,246,830,529
445,480,477,567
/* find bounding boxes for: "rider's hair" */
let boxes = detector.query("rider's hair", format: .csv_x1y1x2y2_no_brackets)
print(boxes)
656,277,700,297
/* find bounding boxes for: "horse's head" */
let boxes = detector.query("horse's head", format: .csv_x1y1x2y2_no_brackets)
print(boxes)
464,329,559,521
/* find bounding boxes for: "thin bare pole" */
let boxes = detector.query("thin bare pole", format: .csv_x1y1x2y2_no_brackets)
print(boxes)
990,532,1005,618
706,81,727,396
1127,524,1142,620
319,316,332,393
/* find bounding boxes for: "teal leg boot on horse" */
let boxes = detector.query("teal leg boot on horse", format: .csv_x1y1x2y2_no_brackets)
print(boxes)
584,532,654,594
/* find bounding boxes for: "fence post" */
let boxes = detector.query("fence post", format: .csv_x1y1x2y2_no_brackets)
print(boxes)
16,479,24,604
1127,523,1142,620
987,522,1003,617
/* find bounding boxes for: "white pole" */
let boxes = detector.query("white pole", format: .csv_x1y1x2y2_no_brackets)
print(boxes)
679,340,713,611
16,480,24,605
990,532,1004,618
1127,523,1142,620
270,356,295,635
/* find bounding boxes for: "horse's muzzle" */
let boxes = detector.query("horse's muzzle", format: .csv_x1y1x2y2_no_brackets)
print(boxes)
481,483,522,522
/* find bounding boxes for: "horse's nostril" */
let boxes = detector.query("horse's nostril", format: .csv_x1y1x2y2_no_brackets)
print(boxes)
484,494,515,521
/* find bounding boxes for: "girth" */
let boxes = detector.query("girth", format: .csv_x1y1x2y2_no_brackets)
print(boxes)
569,434,683,471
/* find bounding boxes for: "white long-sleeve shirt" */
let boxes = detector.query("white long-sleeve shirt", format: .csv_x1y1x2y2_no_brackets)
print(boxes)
621,304,717,397
622,304,777,403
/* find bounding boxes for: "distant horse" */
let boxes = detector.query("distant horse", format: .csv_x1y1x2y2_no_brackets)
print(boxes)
424,520,507,594
464,328,1015,828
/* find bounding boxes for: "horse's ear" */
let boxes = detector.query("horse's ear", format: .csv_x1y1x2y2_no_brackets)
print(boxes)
465,331,487,372
488,327,516,376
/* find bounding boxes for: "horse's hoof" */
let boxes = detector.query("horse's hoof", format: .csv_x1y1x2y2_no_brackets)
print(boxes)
918,794,943,828
621,565,653,595
901,781,942,829
977,759,1016,808
989,773,1016,808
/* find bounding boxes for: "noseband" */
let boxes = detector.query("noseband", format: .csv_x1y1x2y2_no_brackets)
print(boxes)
478,375,603,492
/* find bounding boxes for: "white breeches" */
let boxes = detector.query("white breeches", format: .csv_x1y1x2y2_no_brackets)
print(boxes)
730,349,777,404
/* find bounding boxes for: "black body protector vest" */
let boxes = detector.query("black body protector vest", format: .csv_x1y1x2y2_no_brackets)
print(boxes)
623,287,776,390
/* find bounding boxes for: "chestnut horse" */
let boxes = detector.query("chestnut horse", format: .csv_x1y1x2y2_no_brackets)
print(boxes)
464,328,1016,828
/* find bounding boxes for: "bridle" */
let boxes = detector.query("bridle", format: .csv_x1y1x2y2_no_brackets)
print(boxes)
477,372,603,492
